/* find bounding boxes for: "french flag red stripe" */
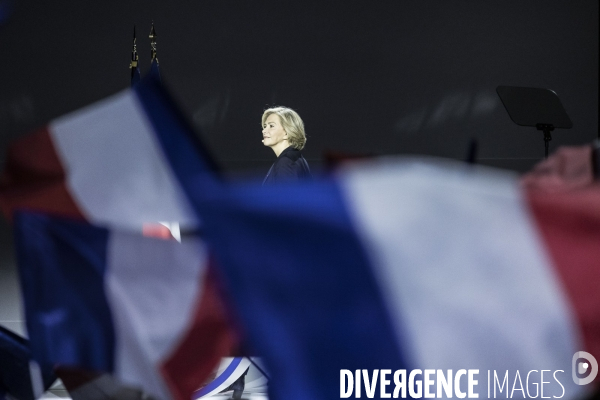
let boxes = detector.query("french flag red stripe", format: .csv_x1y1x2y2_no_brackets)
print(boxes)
161,264,238,400
528,187,600,362
0,127,83,220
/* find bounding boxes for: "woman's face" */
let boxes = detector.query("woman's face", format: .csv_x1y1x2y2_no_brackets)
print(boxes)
262,114,288,149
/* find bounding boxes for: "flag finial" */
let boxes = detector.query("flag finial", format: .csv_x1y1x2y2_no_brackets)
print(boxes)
149,22,158,63
129,25,138,71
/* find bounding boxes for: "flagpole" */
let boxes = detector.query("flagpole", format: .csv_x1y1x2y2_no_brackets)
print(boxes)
129,25,140,86
149,22,158,65
148,22,161,81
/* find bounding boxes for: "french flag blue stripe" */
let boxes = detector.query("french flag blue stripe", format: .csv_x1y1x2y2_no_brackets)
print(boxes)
133,77,220,188
196,178,410,400
14,212,114,372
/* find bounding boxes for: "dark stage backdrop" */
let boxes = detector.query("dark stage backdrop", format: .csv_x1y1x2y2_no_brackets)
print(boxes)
0,0,598,177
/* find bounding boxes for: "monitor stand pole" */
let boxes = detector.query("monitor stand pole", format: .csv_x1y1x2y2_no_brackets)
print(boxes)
537,123,554,159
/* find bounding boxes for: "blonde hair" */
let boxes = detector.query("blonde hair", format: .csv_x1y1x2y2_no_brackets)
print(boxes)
262,106,306,150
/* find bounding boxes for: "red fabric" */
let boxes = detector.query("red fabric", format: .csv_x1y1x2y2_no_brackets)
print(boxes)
322,150,374,171
54,367,103,391
161,262,238,400
521,145,594,192
142,223,174,240
0,127,84,221
527,186,600,365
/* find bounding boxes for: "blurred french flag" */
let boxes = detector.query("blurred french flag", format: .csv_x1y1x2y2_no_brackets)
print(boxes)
13,211,234,400
0,77,232,399
0,76,217,230
191,159,600,399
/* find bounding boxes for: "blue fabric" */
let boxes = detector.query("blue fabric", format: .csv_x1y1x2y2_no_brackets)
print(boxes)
133,76,218,173
0,0,13,27
0,326,41,400
149,59,161,82
134,77,221,198
192,178,410,400
13,212,115,372
0,326,56,399
131,66,141,87
0,326,31,398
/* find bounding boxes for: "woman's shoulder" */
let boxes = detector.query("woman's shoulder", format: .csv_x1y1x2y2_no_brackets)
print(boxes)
272,155,299,174
271,148,311,180
279,146,302,162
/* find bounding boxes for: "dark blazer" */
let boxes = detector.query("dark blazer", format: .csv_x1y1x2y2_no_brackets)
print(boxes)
263,146,311,185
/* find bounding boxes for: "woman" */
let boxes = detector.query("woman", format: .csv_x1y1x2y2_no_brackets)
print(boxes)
261,106,311,185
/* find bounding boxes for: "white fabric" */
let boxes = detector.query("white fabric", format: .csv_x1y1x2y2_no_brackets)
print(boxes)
196,358,253,398
49,90,197,230
105,232,207,399
340,158,584,398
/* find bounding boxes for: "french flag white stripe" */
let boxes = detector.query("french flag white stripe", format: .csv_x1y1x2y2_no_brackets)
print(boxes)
48,90,197,229
104,230,207,398
195,358,253,398
340,159,584,398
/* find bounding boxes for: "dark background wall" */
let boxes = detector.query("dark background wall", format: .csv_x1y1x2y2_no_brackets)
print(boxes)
0,0,598,176
0,0,598,336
